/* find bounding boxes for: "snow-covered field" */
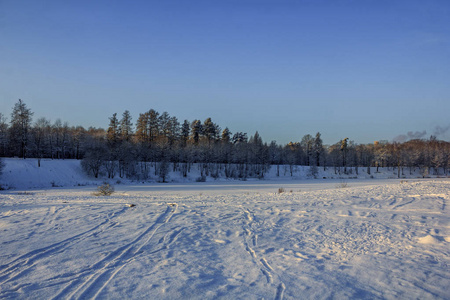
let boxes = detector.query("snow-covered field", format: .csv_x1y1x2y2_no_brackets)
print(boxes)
0,159,449,299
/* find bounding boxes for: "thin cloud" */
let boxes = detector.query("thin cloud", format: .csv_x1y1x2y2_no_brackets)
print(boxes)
393,130,427,143
433,125,450,137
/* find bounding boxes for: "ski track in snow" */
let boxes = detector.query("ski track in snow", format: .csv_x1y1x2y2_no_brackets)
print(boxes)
242,208,285,299
51,203,178,300
0,180,449,299
0,206,129,288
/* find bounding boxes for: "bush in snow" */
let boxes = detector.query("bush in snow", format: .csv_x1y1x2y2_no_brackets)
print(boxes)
93,182,115,196
335,180,349,189
196,175,206,182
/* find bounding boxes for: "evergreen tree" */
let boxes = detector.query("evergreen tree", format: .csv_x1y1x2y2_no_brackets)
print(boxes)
166,116,180,145
148,109,160,142
232,132,247,144
135,112,149,143
191,120,203,145
340,137,349,174
118,110,133,142
107,113,119,148
203,118,217,144
180,120,190,148
158,111,170,140
10,99,34,158
313,132,324,167
221,127,232,144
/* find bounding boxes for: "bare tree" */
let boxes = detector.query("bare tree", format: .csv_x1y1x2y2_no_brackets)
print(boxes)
33,117,51,167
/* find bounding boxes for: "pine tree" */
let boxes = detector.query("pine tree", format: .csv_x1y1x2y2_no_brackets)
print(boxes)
107,113,119,148
313,132,324,167
135,112,149,143
232,132,247,144
203,118,217,144
148,109,160,142
180,120,190,148
221,127,232,144
118,110,133,142
191,120,203,145
158,111,170,140
340,137,349,174
10,99,33,158
166,116,180,145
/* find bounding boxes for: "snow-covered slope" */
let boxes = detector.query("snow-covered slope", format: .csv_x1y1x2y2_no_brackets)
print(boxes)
0,157,441,191
0,158,99,189
0,179,449,299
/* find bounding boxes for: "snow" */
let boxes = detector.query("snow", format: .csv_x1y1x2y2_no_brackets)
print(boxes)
0,158,99,190
0,157,440,191
0,159,449,299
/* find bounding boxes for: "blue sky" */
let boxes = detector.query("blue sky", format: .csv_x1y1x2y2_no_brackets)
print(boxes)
1,0,449,145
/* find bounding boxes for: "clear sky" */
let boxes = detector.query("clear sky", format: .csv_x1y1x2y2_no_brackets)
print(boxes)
1,0,449,145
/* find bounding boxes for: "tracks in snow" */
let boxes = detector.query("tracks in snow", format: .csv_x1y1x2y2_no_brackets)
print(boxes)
242,208,285,300
0,206,129,289
52,203,178,300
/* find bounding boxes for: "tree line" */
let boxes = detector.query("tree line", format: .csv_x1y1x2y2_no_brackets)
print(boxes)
1,99,449,180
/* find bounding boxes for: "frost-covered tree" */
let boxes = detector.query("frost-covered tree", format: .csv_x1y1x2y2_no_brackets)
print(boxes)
81,140,107,178
52,119,69,159
301,134,314,166
33,117,51,167
72,126,86,160
60,121,70,159
248,131,269,177
284,142,301,176
158,145,170,182
10,99,33,158
328,142,341,174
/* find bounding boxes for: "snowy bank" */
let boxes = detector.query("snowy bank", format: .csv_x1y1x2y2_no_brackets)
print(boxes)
0,157,445,190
